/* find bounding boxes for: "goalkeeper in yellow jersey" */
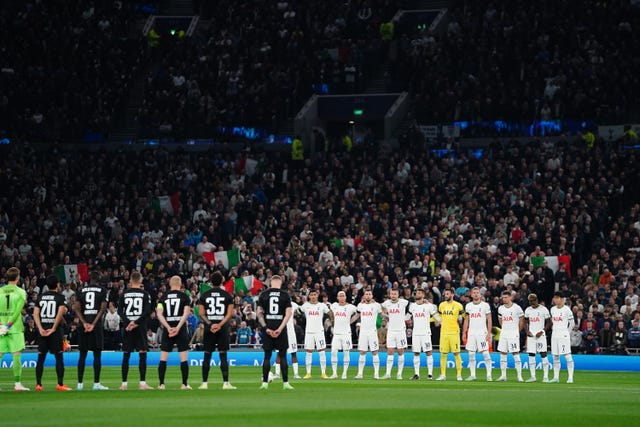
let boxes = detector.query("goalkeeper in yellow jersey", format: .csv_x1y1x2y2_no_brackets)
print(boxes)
436,289,465,381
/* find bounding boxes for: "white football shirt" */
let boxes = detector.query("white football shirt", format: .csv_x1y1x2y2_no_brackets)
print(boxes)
286,301,299,333
498,303,524,334
524,305,550,334
465,301,492,334
301,302,329,334
550,305,574,332
330,302,357,335
409,302,437,336
382,298,409,332
357,301,382,334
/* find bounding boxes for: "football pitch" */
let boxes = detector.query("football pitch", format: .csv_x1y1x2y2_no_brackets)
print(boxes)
1,367,638,426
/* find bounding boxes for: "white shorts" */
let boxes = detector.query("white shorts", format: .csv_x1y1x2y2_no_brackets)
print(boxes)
286,326,298,354
331,334,352,351
497,334,520,353
412,335,432,353
304,332,326,351
526,334,548,354
551,332,571,355
466,334,490,353
386,331,408,349
357,333,379,352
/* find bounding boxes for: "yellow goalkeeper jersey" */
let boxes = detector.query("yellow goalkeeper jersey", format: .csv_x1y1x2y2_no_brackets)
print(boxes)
438,300,465,335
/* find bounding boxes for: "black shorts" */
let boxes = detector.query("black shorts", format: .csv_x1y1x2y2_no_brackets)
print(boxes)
262,332,289,353
38,329,64,354
160,326,190,352
122,326,148,353
203,326,230,352
78,326,104,351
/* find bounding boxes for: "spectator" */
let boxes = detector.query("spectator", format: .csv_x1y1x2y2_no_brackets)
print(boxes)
103,302,122,351
24,318,38,346
189,322,204,350
570,324,584,354
236,321,252,346
627,319,640,349
612,321,628,355
147,329,159,349
584,332,600,355
598,321,615,353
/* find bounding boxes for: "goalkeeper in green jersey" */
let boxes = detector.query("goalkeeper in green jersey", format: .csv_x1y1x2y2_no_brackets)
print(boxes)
0,267,29,391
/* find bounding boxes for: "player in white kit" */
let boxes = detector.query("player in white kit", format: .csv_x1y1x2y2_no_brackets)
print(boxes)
462,287,493,381
355,290,382,379
301,290,331,379
524,293,551,382
550,292,575,383
329,291,358,379
273,300,301,380
381,289,409,379
497,290,524,382
408,288,440,380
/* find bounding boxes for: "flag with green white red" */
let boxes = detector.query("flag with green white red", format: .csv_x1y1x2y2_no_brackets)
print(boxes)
203,249,240,270
54,264,89,284
224,275,264,295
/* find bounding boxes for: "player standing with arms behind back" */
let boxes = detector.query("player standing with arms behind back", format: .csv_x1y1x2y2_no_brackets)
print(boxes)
496,290,524,382
550,292,575,383
0,267,30,391
118,271,154,390
329,291,357,379
354,290,382,379
462,287,493,381
257,275,294,390
33,275,71,391
197,271,236,390
75,271,109,390
381,288,409,379
524,293,551,382
273,298,301,380
437,289,465,381
301,290,331,379
409,288,440,380
156,275,192,390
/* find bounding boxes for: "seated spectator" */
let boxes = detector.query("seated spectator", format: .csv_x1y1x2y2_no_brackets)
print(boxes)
627,319,640,349
103,302,122,351
189,322,204,350
147,329,159,349
236,321,253,346
24,317,38,346
598,321,615,353
570,324,584,354
584,332,600,355
612,321,628,355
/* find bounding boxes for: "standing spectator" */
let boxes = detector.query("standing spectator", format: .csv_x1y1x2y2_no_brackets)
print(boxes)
147,329,158,349
627,319,640,349
612,321,628,355
584,332,600,354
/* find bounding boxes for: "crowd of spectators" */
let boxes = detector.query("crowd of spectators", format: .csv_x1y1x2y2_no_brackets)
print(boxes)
0,0,146,141
138,0,400,136
391,0,640,126
1,134,639,353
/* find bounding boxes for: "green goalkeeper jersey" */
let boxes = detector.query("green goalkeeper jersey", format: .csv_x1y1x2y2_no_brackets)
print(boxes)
0,284,27,334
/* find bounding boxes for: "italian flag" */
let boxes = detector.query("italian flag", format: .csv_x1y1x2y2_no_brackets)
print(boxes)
151,192,180,216
203,249,240,270
531,255,571,276
54,264,89,284
224,275,264,296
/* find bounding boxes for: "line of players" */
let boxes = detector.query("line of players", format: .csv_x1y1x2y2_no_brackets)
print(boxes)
1,269,240,391
268,286,575,385
2,266,575,391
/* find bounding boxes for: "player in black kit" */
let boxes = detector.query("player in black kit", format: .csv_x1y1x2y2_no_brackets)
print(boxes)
74,271,109,390
118,271,154,390
197,271,236,390
257,275,293,390
157,275,192,390
33,275,71,391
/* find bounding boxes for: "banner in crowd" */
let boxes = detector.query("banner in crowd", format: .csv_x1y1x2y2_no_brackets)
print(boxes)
151,192,180,216
4,352,637,372
54,264,89,284
203,249,240,269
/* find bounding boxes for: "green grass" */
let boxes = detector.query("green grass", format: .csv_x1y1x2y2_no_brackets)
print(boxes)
1,366,638,427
